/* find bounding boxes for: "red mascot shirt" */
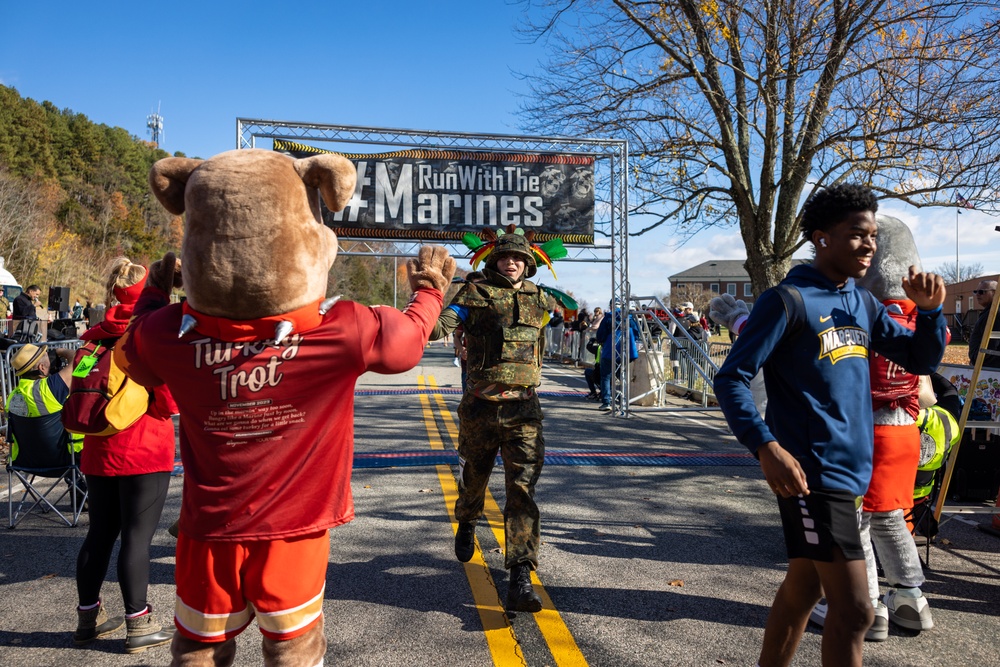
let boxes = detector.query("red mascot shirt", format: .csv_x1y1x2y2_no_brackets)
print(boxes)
865,299,949,512
869,299,922,419
117,288,442,542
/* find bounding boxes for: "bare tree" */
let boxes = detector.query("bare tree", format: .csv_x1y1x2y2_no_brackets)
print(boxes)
934,260,985,284
0,168,48,283
519,1,1000,293
670,283,712,316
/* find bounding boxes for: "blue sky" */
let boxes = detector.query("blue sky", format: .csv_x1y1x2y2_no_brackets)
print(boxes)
2,1,998,311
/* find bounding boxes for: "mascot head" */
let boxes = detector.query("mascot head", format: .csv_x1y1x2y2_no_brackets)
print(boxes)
856,214,922,302
148,149,356,319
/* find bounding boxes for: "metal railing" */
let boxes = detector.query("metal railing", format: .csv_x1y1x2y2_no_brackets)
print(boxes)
628,296,725,410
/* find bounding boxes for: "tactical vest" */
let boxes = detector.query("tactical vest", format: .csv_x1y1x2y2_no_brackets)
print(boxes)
914,405,960,498
452,279,548,387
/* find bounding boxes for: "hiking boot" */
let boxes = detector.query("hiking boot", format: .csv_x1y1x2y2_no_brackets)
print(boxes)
808,598,827,627
866,600,889,642
506,564,542,613
73,601,125,645
124,607,173,653
884,587,934,631
455,522,476,563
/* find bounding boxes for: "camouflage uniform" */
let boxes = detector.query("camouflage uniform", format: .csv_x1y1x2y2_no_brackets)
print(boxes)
455,392,544,568
432,255,549,570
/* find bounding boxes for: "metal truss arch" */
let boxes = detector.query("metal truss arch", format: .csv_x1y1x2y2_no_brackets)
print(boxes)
236,119,632,415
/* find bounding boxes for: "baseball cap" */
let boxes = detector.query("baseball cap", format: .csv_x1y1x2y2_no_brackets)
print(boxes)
681,302,694,310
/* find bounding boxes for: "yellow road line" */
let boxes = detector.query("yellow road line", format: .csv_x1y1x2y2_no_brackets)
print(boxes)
425,376,588,667
418,376,525,666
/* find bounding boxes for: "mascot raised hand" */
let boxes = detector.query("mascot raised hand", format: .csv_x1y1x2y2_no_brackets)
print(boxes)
116,148,455,666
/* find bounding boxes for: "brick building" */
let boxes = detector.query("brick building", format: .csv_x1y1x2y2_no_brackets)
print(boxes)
669,259,808,306
670,260,995,337
948,274,1000,339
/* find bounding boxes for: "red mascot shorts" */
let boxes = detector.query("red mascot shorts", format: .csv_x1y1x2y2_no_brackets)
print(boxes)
863,423,920,513
174,529,329,642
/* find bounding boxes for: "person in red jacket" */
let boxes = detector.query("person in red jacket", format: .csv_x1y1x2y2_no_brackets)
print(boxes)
73,258,177,654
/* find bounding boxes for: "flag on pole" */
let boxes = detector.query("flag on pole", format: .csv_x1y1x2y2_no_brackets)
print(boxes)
956,193,974,210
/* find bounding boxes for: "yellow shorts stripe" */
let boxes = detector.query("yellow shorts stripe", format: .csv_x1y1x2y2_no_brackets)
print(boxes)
175,595,253,639
253,587,326,636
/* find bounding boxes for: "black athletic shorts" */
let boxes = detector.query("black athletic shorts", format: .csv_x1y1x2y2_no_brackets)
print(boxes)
776,488,864,562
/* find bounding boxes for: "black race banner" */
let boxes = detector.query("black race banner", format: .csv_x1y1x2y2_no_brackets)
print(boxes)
275,140,594,244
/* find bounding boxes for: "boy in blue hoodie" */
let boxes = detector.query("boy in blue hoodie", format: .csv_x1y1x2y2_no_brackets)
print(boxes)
714,184,947,667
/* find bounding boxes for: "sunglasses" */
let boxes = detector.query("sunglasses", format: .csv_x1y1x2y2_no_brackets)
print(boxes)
973,289,994,295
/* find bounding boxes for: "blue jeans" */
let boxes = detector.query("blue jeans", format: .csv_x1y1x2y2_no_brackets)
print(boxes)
599,355,612,404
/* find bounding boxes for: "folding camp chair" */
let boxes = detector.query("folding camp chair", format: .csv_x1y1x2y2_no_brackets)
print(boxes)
6,411,87,528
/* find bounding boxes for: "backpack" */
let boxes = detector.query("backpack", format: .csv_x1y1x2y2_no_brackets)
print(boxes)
62,340,150,436
773,283,880,338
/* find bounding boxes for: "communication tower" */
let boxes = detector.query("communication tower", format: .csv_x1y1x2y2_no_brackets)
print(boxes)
147,102,164,147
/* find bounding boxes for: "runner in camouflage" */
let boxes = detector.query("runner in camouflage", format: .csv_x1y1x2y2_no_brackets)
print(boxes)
430,228,551,613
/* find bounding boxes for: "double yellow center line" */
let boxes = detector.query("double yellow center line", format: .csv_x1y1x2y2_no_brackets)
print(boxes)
417,375,587,667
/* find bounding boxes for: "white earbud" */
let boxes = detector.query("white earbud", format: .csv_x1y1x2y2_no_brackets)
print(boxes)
819,238,828,248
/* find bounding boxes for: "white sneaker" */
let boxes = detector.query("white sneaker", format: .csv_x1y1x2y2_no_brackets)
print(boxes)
866,600,889,642
884,588,934,631
811,597,888,641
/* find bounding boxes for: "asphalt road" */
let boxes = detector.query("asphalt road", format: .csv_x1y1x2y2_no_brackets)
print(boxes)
1,343,998,666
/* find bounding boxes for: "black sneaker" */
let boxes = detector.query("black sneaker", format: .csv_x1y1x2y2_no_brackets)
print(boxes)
455,522,476,562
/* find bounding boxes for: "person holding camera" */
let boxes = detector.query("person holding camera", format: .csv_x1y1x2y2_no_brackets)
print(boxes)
5,342,78,461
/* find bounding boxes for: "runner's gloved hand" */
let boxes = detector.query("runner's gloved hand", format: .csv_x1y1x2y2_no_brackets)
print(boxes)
709,294,749,335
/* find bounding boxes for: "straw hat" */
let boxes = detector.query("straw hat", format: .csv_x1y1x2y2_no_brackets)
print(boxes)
12,344,46,376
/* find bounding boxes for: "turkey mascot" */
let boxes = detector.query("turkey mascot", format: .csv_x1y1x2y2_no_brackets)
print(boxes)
116,149,455,666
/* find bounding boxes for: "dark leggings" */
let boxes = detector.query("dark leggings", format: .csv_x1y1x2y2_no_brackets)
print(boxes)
76,472,170,614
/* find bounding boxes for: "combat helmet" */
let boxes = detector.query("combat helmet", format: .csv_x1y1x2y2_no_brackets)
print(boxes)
486,232,537,278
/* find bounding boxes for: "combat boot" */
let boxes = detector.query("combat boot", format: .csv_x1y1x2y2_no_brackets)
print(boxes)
73,600,124,645
455,521,476,562
506,564,542,613
124,606,173,653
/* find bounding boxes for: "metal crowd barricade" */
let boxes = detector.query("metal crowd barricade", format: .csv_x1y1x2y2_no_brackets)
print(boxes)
629,296,723,410
1,339,83,433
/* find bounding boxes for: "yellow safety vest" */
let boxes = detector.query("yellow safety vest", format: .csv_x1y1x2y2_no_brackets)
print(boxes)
5,376,83,460
914,405,960,499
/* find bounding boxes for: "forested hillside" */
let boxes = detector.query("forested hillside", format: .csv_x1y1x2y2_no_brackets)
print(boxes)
0,86,468,311
0,85,181,306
